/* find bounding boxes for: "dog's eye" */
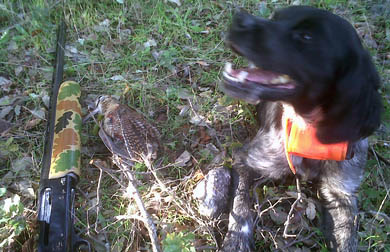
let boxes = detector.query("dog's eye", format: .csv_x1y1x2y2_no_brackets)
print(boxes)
293,31,313,43
301,33,312,40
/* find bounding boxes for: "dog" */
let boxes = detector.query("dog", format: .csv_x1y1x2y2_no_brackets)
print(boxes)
219,6,382,252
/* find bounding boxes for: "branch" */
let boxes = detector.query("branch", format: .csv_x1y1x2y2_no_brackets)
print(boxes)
113,156,162,252
283,177,303,238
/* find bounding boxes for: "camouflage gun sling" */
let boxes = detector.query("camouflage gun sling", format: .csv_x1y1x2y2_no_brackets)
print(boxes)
37,20,91,252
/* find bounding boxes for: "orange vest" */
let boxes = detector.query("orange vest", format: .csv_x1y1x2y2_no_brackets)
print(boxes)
284,118,349,174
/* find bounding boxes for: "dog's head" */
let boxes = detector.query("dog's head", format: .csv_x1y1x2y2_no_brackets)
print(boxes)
222,6,382,143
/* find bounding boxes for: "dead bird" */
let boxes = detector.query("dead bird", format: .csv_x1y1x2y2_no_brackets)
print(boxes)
89,96,160,164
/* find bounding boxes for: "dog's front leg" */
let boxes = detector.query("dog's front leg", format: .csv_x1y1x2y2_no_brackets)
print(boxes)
319,140,367,252
320,180,359,252
221,163,255,252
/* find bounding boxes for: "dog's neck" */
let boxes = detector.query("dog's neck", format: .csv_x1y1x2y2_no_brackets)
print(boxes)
282,103,323,129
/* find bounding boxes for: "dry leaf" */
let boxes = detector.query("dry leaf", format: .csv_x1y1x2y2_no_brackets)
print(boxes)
0,119,12,134
199,127,211,144
306,201,316,220
269,207,288,224
110,75,125,81
143,39,157,48
196,61,209,66
24,118,42,130
175,150,191,167
0,76,12,91
166,0,181,6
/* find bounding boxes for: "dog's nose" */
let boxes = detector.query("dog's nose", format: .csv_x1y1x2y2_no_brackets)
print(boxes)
233,11,259,30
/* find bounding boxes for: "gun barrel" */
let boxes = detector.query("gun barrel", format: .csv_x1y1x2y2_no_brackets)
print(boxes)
38,20,90,252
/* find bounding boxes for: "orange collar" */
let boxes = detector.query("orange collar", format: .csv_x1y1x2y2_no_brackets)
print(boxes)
284,117,349,174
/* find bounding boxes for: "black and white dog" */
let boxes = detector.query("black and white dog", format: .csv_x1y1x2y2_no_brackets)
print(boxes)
219,6,382,252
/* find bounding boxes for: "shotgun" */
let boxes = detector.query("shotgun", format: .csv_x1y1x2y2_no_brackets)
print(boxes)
37,20,91,252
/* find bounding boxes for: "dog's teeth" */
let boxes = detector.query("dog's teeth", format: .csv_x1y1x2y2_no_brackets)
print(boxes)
223,71,239,82
270,75,291,84
224,62,233,74
280,75,291,83
237,71,248,82
248,62,256,69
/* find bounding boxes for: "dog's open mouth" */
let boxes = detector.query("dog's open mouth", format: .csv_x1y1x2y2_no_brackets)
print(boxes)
223,62,296,89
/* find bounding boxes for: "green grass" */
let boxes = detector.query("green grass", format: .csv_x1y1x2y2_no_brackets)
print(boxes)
0,0,389,251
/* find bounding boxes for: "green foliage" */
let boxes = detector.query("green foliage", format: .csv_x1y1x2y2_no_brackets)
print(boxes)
0,137,19,160
1,0,389,250
0,192,26,248
162,232,196,252
0,188,6,197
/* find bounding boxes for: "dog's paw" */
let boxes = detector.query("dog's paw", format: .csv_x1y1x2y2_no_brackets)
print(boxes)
220,227,254,252
193,167,231,219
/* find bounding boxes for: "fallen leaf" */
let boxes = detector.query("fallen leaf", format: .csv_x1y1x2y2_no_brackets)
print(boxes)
100,44,120,59
269,207,288,225
177,88,192,99
12,157,33,173
119,29,132,40
7,40,18,51
199,90,212,98
110,75,125,81
30,108,46,120
3,157,34,185
0,96,13,106
190,114,208,126
206,143,219,155
192,169,205,182
199,127,211,145
0,106,13,119
24,118,42,130
14,105,21,116
41,93,50,108
15,66,23,77
0,76,12,91
152,50,163,60
99,19,110,26
0,119,12,134
65,45,78,55
196,61,209,66
13,180,34,198
178,105,190,117
175,150,191,167
166,0,181,6
305,201,316,220
143,39,157,48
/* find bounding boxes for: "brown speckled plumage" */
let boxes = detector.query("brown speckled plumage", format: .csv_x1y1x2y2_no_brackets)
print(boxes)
96,96,160,162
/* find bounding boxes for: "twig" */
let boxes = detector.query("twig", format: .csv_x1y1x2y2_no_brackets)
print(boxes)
90,159,126,188
283,176,303,238
115,214,149,223
369,146,390,234
142,156,196,216
113,156,162,252
366,210,390,224
95,165,103,233
116,115,162,252
370,147,390,166
280,232,316,250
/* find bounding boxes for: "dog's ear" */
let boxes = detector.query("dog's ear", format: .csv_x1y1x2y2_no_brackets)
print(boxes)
317,50,382,143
